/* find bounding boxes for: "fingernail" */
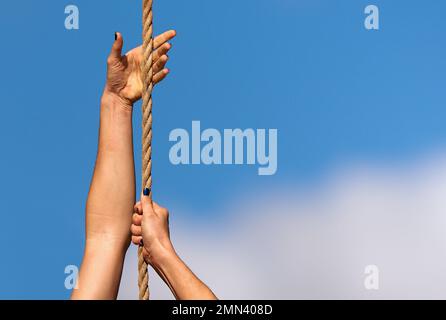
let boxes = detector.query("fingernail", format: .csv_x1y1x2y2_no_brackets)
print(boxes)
114,32,118,40
140,239,144,246
143,188,151,196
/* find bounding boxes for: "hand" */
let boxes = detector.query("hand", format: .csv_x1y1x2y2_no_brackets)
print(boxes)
105,30,176,105
131,192,175,266
131,191,218,300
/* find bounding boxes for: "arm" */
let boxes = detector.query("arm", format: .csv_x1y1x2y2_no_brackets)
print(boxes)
131,190,218,300
71,92,134,300
72,30,176,300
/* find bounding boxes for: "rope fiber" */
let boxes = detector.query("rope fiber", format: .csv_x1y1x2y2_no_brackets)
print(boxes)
139,0,154,300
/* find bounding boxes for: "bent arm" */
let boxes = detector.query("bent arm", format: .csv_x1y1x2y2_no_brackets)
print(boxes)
132,195,218,300
153,249,218,300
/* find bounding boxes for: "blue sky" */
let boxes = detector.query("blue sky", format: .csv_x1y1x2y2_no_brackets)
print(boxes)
1,0,446,299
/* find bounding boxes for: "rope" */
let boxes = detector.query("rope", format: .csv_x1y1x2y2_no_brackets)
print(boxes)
139,0,154,300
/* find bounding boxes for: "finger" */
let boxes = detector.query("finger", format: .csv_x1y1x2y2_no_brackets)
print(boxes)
134,202,142,214
132,213,143,226
108,32,124,64
154,30,176,50
153,43,171,62
153,69,170,85
141,188,156,216
131,224,142,236
132,236,143,246
153,55,169,74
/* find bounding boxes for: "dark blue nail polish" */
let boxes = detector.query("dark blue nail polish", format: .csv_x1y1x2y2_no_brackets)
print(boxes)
115,32,118,40
143,188,151,196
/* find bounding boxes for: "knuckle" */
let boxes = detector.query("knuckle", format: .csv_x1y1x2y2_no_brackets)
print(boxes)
132,236,141,245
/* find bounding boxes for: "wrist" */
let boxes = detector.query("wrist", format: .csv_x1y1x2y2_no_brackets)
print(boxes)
147,241,178,270
101,89,133,113
98,89,134,150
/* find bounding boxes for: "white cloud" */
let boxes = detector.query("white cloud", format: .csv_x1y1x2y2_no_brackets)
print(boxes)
119,154,446,299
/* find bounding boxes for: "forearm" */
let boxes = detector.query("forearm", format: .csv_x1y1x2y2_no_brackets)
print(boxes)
75,92,135,300
71,239,127,300
153,249,218,300
86,92,135,241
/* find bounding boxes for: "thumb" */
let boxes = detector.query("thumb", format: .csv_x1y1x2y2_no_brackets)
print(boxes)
141,188,156,217
108,32,124,63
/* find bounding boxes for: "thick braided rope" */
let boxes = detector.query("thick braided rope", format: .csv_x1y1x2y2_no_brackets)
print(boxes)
139,0,154,301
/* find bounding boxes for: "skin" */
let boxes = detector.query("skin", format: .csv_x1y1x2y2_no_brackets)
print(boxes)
72,29,217,300
131,195,218,300
71,30,176,300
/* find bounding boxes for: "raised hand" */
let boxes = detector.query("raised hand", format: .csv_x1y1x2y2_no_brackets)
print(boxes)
105,30,176,105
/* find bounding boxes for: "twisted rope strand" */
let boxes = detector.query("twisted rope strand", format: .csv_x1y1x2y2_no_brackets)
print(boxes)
139,0,154,301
